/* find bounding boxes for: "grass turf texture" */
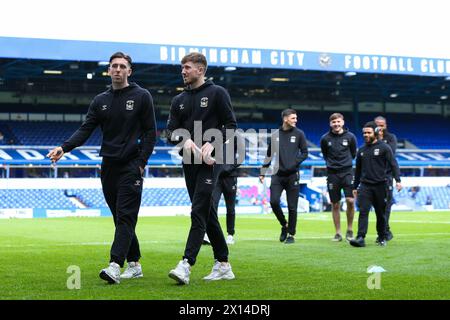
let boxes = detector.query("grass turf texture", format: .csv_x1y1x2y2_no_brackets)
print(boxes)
0,211,449,300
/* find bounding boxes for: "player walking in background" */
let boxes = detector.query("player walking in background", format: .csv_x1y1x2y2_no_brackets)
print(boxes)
320,113,357,242
350,122,402,248
47,52,156,284
374,115,398,242
166,52,237,285
210,132,243,245
259,109,308,244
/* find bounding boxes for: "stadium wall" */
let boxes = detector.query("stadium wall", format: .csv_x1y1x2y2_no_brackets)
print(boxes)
1,177,449,219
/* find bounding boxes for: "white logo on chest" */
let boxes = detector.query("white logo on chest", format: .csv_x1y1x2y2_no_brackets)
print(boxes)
126,100,134,111
342,139,348,146
374,149,380,156
200,97,208,108
290,136,296,143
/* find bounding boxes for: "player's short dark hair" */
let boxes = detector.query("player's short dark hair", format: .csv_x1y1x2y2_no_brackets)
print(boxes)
281,108,297,119
374,115,386,122
109,52,132,67
363,121,378,132
181,52,208,73
329,113,344,121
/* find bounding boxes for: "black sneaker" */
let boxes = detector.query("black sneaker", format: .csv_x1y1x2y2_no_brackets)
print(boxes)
284,235,295,244
345,230,354,241
332,233,343,242
386,231,394,241
377,239,387,247
279,227,288,242
349,236,366,247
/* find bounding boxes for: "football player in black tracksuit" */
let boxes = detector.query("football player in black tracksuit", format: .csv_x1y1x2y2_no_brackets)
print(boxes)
47,52,156,284
167,52,237,285
350,122,402,248
259,109,308,244
375,116,398,241
320,113,357,242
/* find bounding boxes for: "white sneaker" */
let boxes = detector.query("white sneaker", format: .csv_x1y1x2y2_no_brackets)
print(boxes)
99,262,121,284
203,261,235,281
226,235,235,245
120,262,143,279
169,259,191,285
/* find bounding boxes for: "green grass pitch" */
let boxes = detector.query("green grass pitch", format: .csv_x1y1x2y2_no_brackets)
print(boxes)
1,211,449,300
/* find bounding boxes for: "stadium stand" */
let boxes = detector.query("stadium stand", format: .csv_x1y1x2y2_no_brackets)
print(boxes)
2,112,448,149
1,185,449,210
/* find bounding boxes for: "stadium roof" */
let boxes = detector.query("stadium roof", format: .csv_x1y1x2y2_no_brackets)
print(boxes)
1,57,450,106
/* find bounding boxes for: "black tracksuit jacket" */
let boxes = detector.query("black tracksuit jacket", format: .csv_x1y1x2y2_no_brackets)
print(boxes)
61,83,156,168
261,126,308,176
166,80,237,150
381,131,397,154
320,128,357,171
353,140,401,189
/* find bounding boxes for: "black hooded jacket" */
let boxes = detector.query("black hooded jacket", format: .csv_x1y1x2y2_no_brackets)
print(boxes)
61,83,156,168
320,128,357,171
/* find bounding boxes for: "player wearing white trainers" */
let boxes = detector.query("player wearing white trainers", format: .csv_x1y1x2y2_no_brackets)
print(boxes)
226,234,235,245
203,260,235,281
167,52,237,285
120,261,143,279
169,259,191,285
99,262,121,284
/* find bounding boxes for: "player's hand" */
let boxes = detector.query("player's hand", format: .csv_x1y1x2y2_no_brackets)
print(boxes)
183,139,202,161
396,182,402,192
201,142,215,165
352,189,358,198
259,175,265,183
47,146,64,163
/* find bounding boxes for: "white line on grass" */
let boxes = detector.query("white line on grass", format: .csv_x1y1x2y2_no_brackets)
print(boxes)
3,233,449,248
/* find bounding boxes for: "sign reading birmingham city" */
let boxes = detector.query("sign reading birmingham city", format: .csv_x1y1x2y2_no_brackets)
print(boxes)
0,37,449,77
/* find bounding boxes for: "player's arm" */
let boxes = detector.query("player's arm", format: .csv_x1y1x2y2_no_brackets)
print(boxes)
350,133,357,159
202,87,237,164
259,136,273,182
166,97,198,158
47,99,99,163
320,136,328,161
386,145,402,191
352,151,362,197
166,96,183,145
137,91,157,172
389,133,398,154
296,130,308,164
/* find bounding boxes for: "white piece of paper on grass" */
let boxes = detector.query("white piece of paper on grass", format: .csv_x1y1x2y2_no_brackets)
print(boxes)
367,265,386,273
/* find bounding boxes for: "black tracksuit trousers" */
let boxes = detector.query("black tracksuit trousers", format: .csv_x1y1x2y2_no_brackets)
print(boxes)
270,173,300,236
211,176,237,236
183,163,228,266
101,158,143,268
356,182,389,240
